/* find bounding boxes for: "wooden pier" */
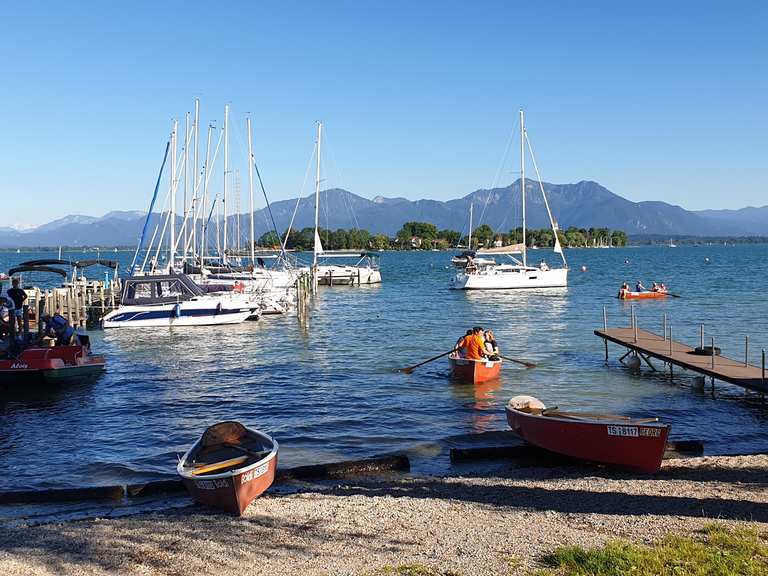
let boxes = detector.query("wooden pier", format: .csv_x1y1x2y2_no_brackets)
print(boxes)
595,324,767,394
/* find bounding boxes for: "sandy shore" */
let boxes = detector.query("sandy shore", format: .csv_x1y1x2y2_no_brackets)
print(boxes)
1,454,766,576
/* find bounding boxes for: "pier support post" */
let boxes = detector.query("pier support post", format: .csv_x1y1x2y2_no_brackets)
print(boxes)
603,306,608,364
711,337,716,369
762,349,765,391
669,325,673,355
663,314,667,341
745,336,749,367
700,324,704,349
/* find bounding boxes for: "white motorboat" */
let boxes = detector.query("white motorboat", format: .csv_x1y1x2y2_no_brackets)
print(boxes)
451,110,568,291
103,273,257,328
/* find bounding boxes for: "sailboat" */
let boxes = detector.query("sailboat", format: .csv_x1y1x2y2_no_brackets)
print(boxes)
450,110,568,290
311,122,382,286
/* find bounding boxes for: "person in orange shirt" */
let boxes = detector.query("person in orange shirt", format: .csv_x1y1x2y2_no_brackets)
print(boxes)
465,326,488,360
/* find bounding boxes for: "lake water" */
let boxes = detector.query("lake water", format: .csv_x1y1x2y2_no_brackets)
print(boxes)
1,245,767,492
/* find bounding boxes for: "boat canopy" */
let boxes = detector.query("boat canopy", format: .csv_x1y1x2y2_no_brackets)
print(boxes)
121,273,205,305
7,265,69,278
19,259,74,268
74,259,119,270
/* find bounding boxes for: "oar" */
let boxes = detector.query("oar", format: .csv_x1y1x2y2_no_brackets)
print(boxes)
398,350,455,374
667,293,682,298
499,354,537,369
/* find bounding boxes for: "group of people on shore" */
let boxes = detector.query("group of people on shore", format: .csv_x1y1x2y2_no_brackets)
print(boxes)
453,326,500,361
619,280,667,294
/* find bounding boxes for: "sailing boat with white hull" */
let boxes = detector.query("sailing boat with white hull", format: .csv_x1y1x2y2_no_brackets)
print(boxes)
450,110,568,290
311,122,382,286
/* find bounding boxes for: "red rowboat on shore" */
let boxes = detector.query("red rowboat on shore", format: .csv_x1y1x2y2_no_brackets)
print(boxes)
505,395,670,473
0,343,105,385
449,354,502,384
618,289,668,300
177,421,278,515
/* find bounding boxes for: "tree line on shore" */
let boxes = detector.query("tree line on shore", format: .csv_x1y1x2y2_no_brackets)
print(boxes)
257,222,628,250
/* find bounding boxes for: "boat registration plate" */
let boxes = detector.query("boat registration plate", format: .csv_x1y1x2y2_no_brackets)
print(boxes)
241,462,269,484
607,425,639,437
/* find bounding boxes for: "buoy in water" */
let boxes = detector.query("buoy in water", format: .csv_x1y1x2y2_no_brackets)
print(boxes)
624,258,630,264
580,265,587,272
705,257,710,263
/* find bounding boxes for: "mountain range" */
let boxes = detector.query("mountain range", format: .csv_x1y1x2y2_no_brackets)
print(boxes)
1,180,766,248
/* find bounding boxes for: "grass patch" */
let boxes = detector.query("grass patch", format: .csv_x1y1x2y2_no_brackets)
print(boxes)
538,524,768,575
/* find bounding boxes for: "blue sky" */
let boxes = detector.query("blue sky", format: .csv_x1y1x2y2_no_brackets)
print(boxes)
1,1,765,227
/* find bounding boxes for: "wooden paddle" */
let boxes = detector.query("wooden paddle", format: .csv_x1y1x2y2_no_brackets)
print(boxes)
398,350,455,374
499,354,537,369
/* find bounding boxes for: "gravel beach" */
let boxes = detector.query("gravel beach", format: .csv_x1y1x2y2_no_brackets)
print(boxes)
1,454,766,576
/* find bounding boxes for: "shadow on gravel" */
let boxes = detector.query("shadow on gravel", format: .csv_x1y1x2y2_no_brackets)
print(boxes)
0,501,389,575
323,474,768,522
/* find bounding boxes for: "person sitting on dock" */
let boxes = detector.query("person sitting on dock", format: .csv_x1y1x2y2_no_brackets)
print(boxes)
6,278,26,333
635,280,646,292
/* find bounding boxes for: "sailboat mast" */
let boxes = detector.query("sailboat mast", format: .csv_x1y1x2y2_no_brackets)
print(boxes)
170,119,178,271
313,121,323,270
192,98,200,262
520,109,527,267
468,201,473,250
246,116,255,265
201,123,213,261
182,111,189,264
223,104,229,263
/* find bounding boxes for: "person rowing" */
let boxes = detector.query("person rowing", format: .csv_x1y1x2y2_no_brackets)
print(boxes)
635,280,646,292
454,329,473,358
464,326,488,360
618,282,629,297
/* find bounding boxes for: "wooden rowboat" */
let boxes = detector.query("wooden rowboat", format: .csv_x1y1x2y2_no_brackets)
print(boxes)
505,395,670,473
177,421,278,515
619,289,668,300
449,354,502,384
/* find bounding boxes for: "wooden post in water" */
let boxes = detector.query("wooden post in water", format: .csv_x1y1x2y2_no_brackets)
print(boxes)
37,298,45,338
603,306,608,365
22,305,29,339
744,336,749,367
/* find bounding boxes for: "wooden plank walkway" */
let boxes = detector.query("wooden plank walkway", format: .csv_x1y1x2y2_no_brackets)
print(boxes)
595,327,767,393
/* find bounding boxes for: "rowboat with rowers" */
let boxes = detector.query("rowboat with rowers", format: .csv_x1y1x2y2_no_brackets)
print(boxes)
177,421,278,515
505,395,670,473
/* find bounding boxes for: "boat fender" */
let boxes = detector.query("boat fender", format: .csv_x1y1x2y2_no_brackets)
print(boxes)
508,395,546,411
172,303,181,319
214,302,222,315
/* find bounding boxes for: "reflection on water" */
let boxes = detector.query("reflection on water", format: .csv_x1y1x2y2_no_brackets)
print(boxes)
1,245,768,490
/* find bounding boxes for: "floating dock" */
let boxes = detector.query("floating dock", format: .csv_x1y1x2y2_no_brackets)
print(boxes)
595,325,767,394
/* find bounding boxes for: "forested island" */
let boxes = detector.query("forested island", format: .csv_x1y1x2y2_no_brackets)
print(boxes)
258,222,628,251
